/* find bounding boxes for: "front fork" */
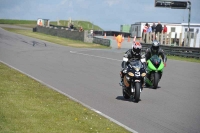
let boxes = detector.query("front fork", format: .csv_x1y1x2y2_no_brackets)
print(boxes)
131,80,142,93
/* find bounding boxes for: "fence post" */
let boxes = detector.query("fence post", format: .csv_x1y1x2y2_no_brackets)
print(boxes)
179,33,182,46
142,32,146,43
188,32,191,47
164,33,167,45
193,32,197,47
184,32,187,47
160,32,163,45
169,32,171,45
174,32,177,46
146,33,149,43
149,33,152,43
157,32,160,42
152,32,155,41
199,38,200,48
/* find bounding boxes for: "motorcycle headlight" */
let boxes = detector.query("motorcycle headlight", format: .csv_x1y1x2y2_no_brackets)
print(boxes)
128,72,134,77
141,73,146,77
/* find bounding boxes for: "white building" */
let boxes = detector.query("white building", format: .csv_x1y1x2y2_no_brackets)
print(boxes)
130,22,200,47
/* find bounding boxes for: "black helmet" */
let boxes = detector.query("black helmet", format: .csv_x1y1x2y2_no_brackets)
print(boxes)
151,40,160,53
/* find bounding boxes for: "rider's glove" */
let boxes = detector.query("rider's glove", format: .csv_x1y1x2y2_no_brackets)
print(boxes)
122,68,127,74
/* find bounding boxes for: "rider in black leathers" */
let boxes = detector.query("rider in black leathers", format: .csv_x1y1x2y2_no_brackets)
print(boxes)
145,40,167,81
120,40,145,87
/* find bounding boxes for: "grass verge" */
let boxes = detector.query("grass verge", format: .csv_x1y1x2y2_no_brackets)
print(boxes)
2,27,110,49
166,55,200,63
0,62,130,133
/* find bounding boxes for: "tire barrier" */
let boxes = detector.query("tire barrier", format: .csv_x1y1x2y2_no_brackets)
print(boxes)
93,37,110,47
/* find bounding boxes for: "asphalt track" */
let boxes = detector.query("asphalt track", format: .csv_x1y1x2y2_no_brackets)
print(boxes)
0,27,200,133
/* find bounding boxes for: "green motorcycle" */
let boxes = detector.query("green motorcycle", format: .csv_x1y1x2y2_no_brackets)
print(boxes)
145,55,164,89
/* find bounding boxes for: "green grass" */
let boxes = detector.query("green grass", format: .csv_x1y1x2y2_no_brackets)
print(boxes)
167,55,200,63
51,20,103,31
0,19,36,24
0,19,103,30
3,28,109,49
0,62,130,133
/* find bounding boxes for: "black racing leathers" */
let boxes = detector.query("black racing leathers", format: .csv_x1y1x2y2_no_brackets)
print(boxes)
145,47,167,63
121,49,141,69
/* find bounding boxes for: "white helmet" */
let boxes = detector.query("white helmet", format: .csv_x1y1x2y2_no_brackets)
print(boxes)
132,41,142,55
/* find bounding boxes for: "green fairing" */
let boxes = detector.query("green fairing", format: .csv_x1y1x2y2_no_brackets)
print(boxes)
147,60,156,71
158,62,164,71
147,60,164,72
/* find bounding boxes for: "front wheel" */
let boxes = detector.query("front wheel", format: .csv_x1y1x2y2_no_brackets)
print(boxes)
134,82,141,102
153,73,159,89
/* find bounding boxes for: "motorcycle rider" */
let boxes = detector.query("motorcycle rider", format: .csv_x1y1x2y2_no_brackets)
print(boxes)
120,37,145,88
145,40,167,82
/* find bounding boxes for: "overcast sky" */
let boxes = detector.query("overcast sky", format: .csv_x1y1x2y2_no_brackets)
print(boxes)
0,0,199,31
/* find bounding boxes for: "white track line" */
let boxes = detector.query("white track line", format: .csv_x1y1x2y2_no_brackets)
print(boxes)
70,50,122,62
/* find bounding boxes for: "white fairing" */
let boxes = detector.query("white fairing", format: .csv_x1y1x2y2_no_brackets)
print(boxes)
141,58,146,63
123,57,128,62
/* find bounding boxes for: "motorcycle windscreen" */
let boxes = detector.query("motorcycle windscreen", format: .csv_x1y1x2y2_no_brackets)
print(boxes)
129,60,142,69
148,55,163,71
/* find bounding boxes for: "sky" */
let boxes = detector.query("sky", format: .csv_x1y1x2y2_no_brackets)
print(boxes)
0,0,199,31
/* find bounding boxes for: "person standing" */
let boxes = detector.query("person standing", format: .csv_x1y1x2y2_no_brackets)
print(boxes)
151,22,156,33
163,25,167,34
155,21,163,35
147,24,152,33
116,33,123,49
79,26,83,32
143,23,148,43
39,20,43,26
147,24,152,42
151,23,156,40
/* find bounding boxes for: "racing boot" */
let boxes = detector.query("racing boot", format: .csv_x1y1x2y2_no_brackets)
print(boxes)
119,71,125,87
145,73,151,87
141,78,145,91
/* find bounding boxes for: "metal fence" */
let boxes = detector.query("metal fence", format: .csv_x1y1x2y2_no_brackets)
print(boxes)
141,43,200,59
142,32,200,48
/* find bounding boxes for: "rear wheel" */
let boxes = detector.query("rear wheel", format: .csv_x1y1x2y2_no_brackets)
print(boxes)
153,73,159,89
122,87,130,99
134,82,141,102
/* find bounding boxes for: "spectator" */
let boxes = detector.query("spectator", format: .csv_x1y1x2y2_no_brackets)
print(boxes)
90,29,93,37
70,23,74,29
79,26,83,32
151,22,156,32
147,24,152,42
155,21,162,34
147,24,152,33
142,23,148,43
39,20,42,26
143,23,148,33
163,25,167,33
